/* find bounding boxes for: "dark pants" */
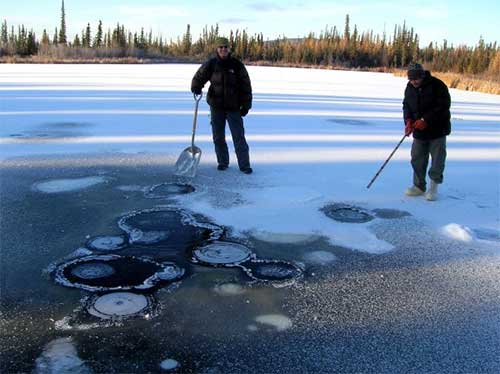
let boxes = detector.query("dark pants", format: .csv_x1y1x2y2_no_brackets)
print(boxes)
210,108,250,170
411,136,447,191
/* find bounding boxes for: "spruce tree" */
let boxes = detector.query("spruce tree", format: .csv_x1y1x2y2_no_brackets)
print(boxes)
59,0,67,44
93,20,103,48
85,23,91,47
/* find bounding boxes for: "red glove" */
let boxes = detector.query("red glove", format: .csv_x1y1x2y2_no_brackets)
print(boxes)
414,118,427,130
404,119,414,136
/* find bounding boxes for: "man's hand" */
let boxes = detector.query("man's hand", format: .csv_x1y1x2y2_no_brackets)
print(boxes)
240,106,249,117
191,87,202,95
414,118,427,130
405,119,414,136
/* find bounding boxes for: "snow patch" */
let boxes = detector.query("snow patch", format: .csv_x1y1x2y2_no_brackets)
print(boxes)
303,250,337,265
34,337,90,374
255,314,292,331
33,176,108,193
213,283,246,296
442,223,475,242
251,230,320,244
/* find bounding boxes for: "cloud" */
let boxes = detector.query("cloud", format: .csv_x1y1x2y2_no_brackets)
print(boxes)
247,3,287,12
218,17,249,24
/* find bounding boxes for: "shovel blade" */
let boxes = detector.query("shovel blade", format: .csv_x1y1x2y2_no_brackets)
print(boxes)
174,146,202,177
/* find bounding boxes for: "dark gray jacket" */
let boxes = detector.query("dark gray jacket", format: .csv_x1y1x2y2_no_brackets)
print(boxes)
403,71,451,140
191,53,252,112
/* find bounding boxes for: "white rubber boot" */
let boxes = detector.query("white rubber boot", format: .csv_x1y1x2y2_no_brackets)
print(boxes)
405,185,425,196
425,181,438,201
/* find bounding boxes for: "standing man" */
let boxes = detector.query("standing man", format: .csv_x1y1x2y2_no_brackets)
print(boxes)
191,37,253,174
403,63,451,201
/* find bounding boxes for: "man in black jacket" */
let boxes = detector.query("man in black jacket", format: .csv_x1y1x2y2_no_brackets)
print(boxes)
403,63,451,201
191,37,253,174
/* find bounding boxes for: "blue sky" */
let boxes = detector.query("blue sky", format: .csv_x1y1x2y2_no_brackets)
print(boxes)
3,0,498,47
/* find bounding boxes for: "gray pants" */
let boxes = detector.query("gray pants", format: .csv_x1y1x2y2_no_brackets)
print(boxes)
411,136,447,191
210,108,250,170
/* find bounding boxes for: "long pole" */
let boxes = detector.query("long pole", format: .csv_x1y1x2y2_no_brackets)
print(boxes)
366,134,408,189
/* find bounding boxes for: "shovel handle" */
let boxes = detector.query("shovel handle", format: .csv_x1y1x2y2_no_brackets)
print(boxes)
191,93,203,148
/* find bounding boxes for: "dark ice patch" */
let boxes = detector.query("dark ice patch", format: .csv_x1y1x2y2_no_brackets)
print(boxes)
53,254,183,292
372,208,411,219
145,183,195,199
45,121,92,129
472,228,500,242
240,259,303,286
321,203,374,223
118,207,223,247
327,119,369,126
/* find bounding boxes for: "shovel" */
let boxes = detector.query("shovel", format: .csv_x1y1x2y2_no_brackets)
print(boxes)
174,93,203,178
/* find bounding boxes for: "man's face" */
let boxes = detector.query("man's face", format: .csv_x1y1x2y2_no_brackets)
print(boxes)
217,44,229,59
409,78,423,88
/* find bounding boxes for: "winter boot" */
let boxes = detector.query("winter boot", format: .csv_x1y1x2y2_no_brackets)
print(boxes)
405,185,425,196
425,181,438,201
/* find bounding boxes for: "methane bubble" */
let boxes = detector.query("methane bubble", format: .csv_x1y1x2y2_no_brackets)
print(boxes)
321,203,374,223
192,241,253,266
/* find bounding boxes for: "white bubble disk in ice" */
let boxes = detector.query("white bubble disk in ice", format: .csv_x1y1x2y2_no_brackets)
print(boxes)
33,176,107,193
156,263,185,281
160,358,180,370
193,241,252,265
255,314,292,331
303,250,337,265
88,292,149,319
70,263,115,279
87,236,127,251
213,283,246,296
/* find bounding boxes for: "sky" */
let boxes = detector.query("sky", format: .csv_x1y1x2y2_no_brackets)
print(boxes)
3,0,499,47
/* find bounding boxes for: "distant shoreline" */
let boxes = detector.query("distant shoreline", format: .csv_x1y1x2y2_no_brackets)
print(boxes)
1,56,498,95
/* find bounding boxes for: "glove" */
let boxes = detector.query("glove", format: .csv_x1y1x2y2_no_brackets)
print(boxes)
404,119,414,136
240,106,249,117
191,87,202,95
414,118,427,130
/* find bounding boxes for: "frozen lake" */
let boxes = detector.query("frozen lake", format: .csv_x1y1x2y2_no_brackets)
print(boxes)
1,64,499,373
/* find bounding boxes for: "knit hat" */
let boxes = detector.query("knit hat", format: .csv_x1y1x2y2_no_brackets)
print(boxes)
215,37,229,47
407,63,425,80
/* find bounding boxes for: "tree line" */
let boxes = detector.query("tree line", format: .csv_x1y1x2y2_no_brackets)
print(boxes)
1,1,498,78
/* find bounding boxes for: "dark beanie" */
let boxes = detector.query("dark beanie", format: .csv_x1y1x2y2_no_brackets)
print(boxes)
407,63,425,79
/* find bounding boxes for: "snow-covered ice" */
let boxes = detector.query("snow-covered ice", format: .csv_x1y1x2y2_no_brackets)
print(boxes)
1,63,499,254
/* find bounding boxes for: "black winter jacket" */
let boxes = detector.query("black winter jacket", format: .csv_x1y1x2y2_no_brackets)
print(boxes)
403,71,451,140
191,53,252,112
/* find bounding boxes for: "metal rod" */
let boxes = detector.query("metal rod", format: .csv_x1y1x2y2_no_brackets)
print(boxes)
366,134,408,189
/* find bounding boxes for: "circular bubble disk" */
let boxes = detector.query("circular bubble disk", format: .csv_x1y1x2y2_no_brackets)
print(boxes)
87,292,152,319
321,203,374,223
193,241,253,266
87,235,128,252
54,255,183,292
242,259,303,286
70,262,115,279
146,183,195,198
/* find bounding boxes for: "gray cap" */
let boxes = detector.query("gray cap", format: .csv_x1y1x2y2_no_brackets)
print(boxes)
407,63,425,80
